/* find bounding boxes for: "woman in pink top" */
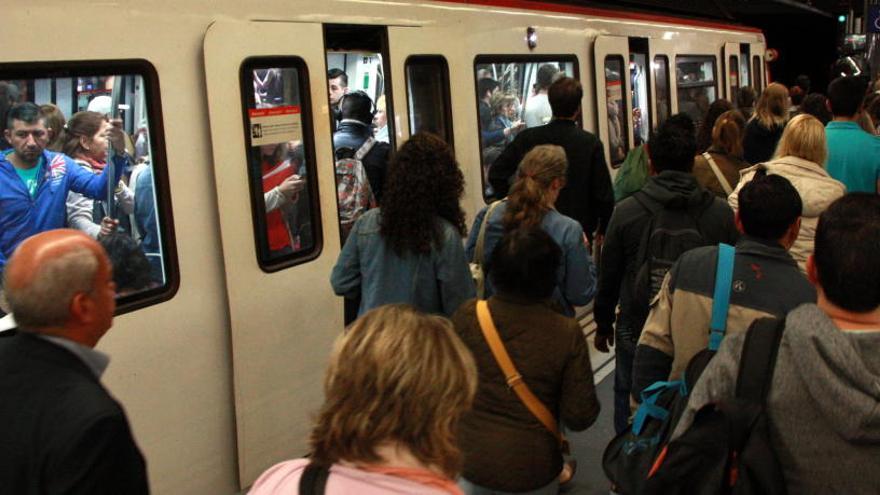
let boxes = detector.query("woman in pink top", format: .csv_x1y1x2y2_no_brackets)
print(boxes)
249,304,477,495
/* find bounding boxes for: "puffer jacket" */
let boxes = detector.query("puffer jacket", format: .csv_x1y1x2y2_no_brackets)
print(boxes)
728,156,846,273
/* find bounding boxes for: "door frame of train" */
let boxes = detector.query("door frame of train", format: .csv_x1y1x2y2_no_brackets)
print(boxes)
387,25,443,144
723,42,741,102
750,42,766,91
203,20,342,488
649,38,678,126
593,35,632,178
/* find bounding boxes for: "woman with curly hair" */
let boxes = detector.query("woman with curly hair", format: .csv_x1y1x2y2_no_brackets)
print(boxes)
466,144,596,316
331,132,474,317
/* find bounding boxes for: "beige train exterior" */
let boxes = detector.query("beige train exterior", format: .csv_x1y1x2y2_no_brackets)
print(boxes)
3,1,765,492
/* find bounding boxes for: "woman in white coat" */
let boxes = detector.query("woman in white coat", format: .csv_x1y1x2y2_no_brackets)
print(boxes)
729,114,846,273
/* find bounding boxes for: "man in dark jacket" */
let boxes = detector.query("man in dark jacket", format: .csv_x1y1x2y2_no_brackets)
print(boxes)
594,114,738,433
332,90,391,203
488,77,613,241
633,173,816,397
0,229,149,494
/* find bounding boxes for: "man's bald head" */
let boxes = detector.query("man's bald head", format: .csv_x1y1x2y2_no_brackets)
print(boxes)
5,230,112,333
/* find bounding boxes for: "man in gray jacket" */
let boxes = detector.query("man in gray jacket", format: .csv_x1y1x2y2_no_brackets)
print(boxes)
673,193,880,493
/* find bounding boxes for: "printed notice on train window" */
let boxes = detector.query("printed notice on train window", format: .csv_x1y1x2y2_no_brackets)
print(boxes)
248,105,302,146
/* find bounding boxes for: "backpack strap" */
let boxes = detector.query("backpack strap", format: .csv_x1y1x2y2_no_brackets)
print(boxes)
735,317,786,403
472,200,505,300
476,300,566,449
299,462,330,495
708,243,736,351
354,137,376,160
702,152,733,195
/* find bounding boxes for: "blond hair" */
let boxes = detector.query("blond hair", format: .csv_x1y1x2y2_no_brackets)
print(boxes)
774,113,827,165
309,304,477,478
503,145,568,231
753,82,789,129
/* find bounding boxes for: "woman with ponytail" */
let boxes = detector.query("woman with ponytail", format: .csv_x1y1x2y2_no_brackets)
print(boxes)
61,111,134,238
466,144,596,316
692,109,749,197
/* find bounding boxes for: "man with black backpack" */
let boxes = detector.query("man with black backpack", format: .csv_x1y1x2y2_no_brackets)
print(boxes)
333,90,391,207
595,114,737,434
660,194,880,493
632,173,816,397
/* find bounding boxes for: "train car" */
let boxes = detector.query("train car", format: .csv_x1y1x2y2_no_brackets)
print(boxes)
0,0,766,492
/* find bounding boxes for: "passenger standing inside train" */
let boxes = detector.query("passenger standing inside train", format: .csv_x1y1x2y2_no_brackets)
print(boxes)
39,103,66,152
691,110,749,198
0,230,148,494
824,76,880,194
730,114,845,273
249,304,477,495
467,145,596,317
489,77,613,243
742,82,789,164
522,64,558,128
259,142,305,256
632,173,815,396
330,133,473,317
695,99,733,153
0,103,125,277
332,91,391,204
453,228,599,495
672,194,880,494
477,77,500,136
62,111,135,239
594,114,737,434
327,68,348,116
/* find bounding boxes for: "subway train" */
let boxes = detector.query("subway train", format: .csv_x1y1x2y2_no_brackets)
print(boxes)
0,0,767,492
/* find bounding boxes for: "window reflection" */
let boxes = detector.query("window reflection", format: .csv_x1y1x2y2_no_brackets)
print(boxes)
653,55,671,127
676,55,717,128
604,56,628,166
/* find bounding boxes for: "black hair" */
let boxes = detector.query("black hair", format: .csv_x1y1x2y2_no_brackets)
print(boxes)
738,172,802,240
794,74,811,93
799,93,833,126
6,102,44,130
548,76,582,118
648,113,697,173
827,76,865,117
536,64,559,90
327,68,348,87
477,78,499,99
737,86,757,108
339,91,374,125
489,227,561,300
814,194,880,312
696,99,733,152
99,233,153,293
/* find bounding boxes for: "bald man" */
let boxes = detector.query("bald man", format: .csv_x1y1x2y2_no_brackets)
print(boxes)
0,230,149,494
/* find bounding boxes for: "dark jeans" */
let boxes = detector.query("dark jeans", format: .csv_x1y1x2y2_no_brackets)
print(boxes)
613,327,637,434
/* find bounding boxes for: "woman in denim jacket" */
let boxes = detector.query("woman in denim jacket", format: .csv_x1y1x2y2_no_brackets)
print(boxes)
331,133,474,317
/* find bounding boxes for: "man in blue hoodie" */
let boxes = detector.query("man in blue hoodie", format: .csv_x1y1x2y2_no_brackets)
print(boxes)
0,102,126,276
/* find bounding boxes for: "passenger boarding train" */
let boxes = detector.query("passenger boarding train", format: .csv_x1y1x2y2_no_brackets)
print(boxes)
2,0,767,491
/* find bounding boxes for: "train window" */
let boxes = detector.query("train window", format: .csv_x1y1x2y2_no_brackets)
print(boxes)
474,57,577,200
406,56,453,146
740,43,751,88
753,56,763,93
240,59,320,272
676,55,718,128
729,55,740,106
0,60,177,312
604,56,629,166
630,53,650,146
653,55,671,127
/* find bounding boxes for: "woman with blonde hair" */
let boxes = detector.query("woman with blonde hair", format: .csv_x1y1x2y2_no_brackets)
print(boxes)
729,113,846,272
692,109,749,197
742,82,790,164
466,144,596,316
249,304,478,494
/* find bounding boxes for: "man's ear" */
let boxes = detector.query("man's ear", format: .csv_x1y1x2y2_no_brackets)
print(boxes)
806,254,819,287
3,129,10,143
68,292,95,326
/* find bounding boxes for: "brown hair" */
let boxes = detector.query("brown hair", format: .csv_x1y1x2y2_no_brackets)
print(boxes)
61,111,106,159
309,305,477,477
753,82,789,129
502,145,567,231
774,113,827,165
711,110,746,157
490,91,517,117
39,104,66,152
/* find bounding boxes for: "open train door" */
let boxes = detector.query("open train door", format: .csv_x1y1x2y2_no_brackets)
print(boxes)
203,20,342,488
724,42,741,103
594,35,633,177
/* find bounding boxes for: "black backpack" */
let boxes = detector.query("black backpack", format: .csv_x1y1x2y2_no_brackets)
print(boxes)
603,243,736,495
642,317,787,495
632,191,714,319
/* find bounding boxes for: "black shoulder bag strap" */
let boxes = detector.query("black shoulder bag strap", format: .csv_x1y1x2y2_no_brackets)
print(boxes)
299,462,330,495
736,317,786,402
